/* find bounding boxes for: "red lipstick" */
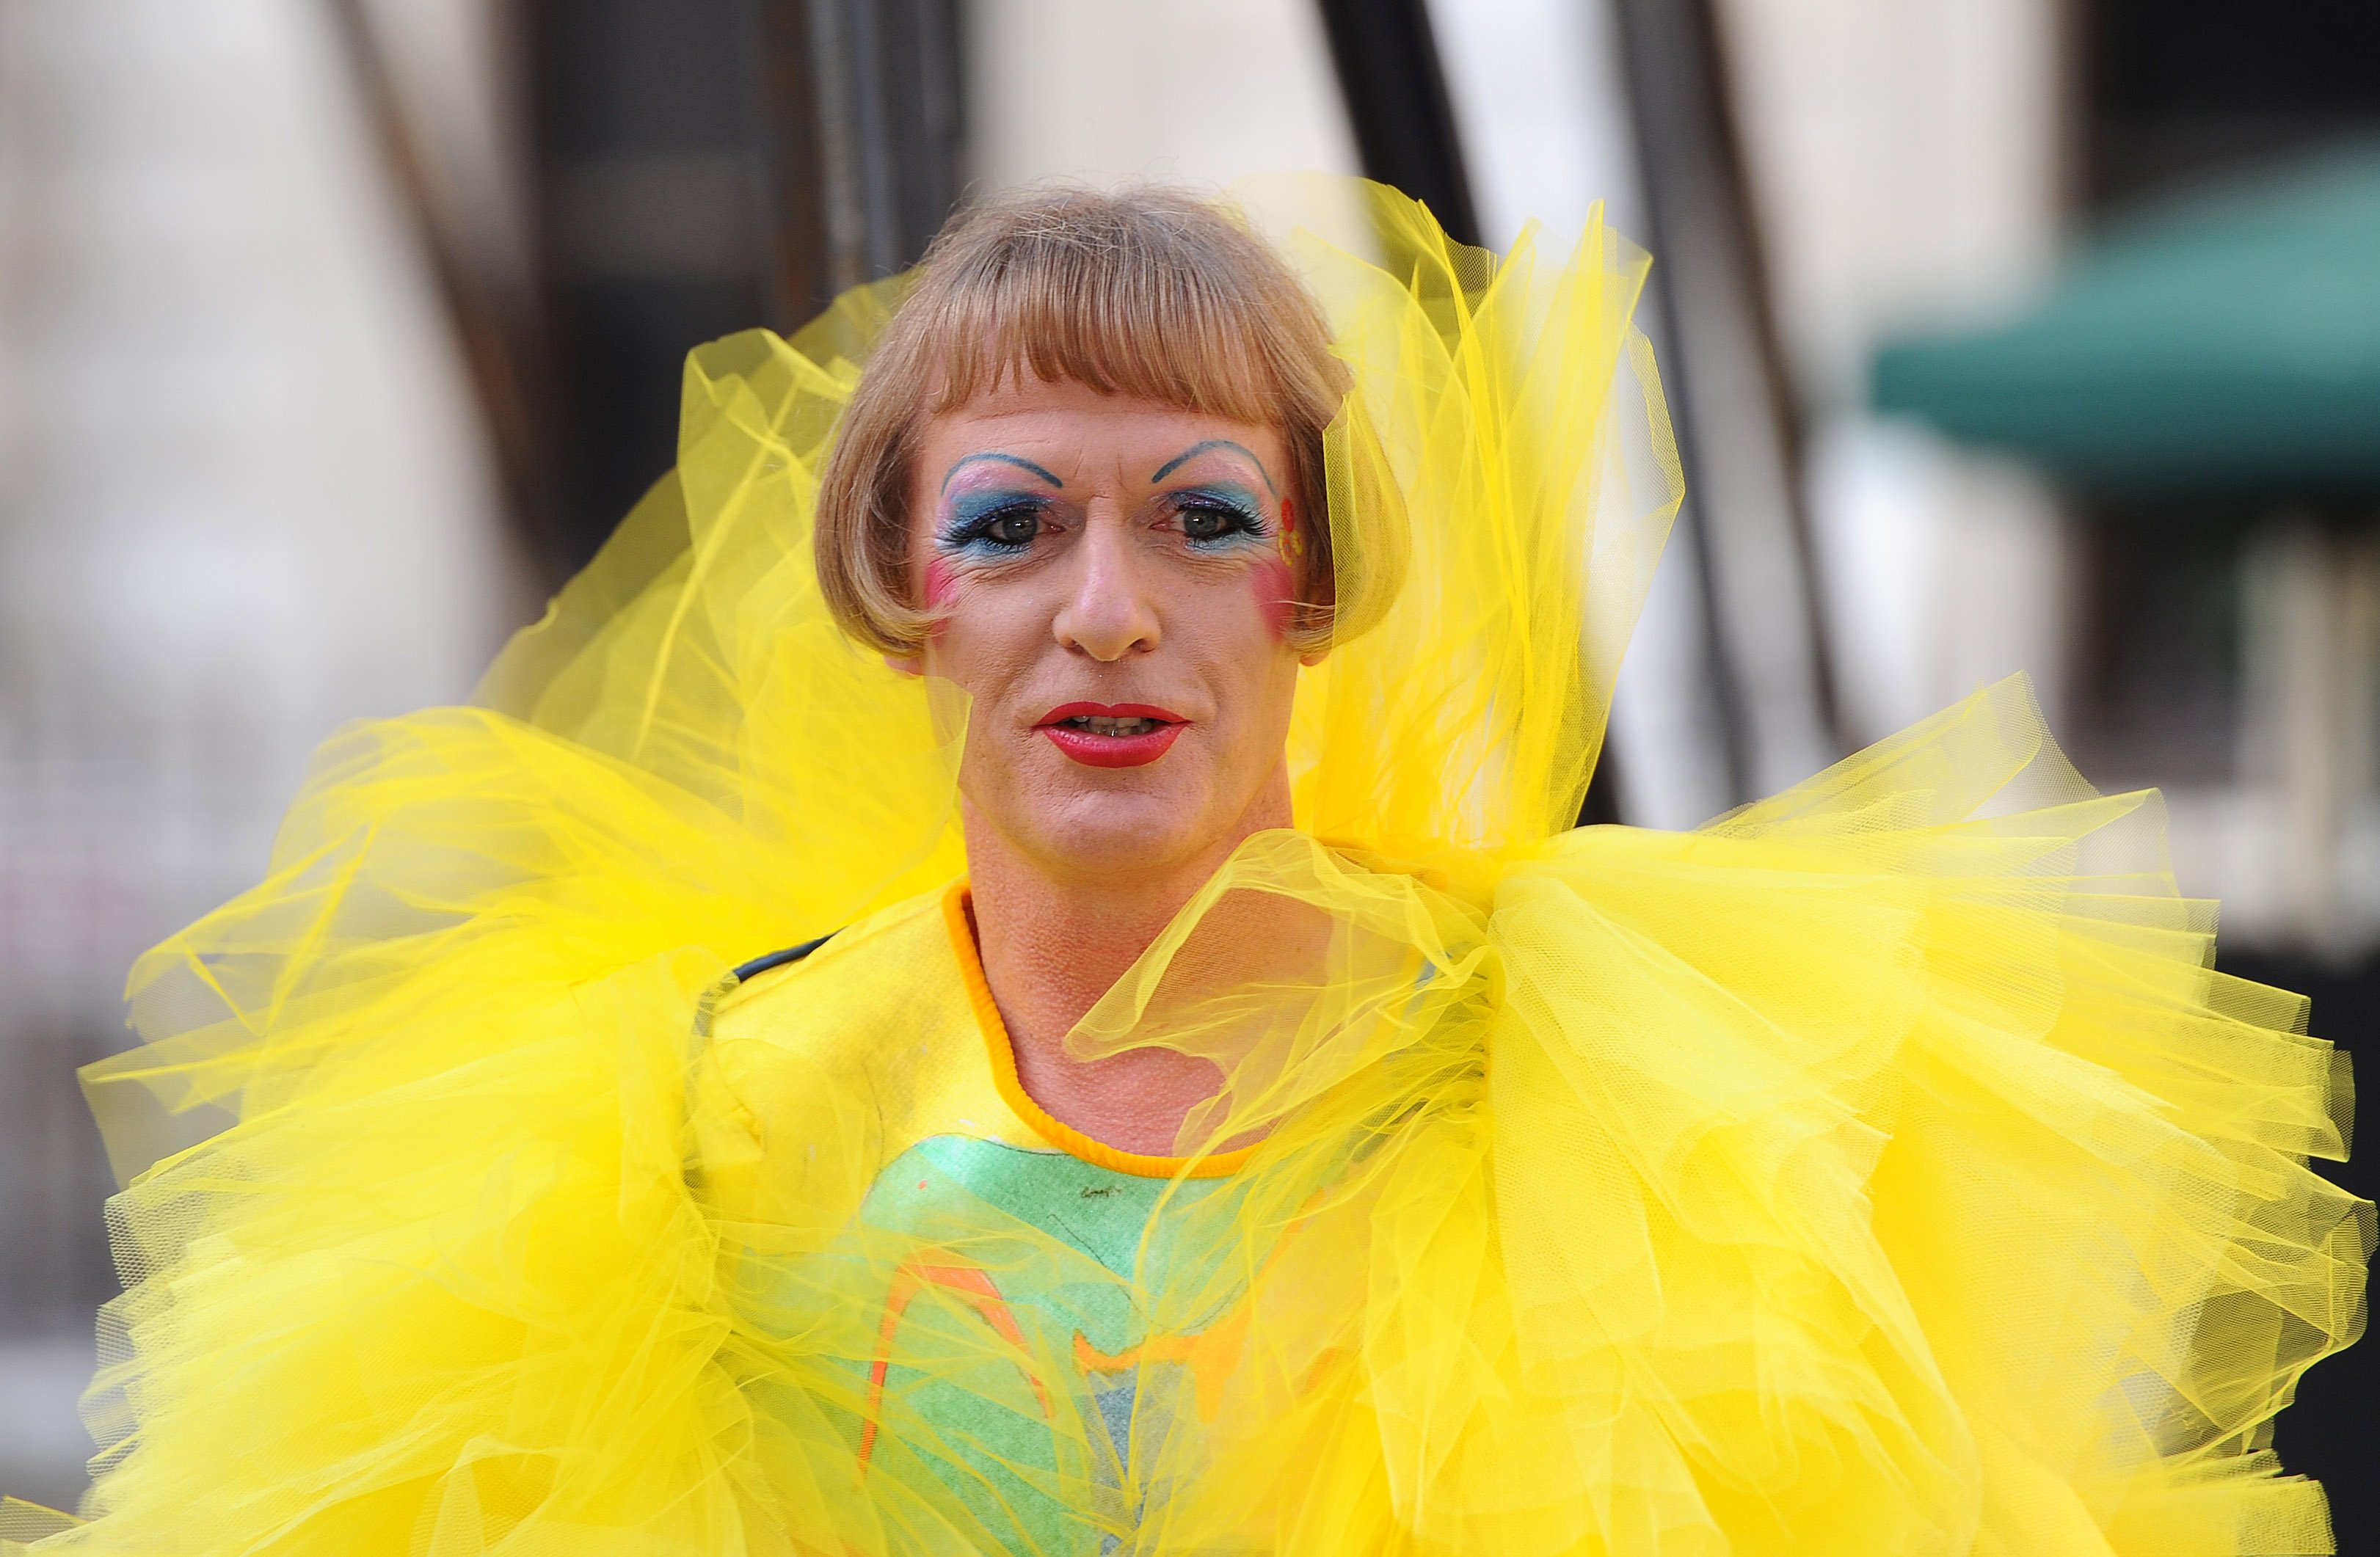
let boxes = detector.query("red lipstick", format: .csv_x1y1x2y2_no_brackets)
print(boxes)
1034,702,1187,768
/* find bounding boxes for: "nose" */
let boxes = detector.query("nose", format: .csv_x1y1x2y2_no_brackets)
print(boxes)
1051,510,1160,661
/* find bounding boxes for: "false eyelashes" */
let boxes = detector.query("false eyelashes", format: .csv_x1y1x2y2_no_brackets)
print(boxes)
935,491,1051,555
1166,486,1267,550
934,487,1273,558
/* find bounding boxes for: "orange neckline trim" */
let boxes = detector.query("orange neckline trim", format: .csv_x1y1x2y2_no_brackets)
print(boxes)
940,883,1253,1181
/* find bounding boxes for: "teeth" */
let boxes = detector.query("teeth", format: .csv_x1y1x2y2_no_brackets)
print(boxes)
1066,715,1161,737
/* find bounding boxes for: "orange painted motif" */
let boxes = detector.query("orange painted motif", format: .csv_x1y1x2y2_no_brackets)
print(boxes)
858,1259,1054,1470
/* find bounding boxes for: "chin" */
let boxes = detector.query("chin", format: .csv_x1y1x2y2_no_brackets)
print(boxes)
1028,787,1220,878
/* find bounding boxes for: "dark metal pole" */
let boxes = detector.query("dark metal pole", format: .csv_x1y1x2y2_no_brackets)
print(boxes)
324,0,567,580
525,0,962,564
751,0,964,327
1613,0,1843,796
1311,0,1482,249
1312,0,1634,824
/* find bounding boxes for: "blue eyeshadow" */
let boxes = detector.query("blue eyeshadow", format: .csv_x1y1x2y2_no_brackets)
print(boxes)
936,487,1049,553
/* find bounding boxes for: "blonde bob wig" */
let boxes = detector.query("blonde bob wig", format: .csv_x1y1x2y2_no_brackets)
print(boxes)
814,186,1355,657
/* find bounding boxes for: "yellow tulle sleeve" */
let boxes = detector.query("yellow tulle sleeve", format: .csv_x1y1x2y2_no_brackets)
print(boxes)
23,179,2365,1557
1476,685,2369,1554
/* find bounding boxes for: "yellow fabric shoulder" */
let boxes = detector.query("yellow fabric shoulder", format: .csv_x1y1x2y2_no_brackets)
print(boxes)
18,177,2365,1557
696,885,1027,1242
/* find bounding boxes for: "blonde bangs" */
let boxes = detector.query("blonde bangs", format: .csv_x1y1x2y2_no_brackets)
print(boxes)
920,219,1285,424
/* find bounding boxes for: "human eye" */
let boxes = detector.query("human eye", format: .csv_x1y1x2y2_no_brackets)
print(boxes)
1171,489,1264,549
940,497,1047,555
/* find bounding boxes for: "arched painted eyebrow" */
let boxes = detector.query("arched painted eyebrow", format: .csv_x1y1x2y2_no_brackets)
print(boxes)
939,452,1063,495
1150,440,1278,496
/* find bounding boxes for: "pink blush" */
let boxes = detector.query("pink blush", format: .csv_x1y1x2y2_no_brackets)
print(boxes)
922,557,958,610
1253,558,1297,641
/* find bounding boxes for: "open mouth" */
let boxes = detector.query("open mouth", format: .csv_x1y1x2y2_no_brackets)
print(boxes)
1058,714,1165,737
1036,703,1187,768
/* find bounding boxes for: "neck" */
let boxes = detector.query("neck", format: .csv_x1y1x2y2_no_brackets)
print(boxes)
964,769,1291,1158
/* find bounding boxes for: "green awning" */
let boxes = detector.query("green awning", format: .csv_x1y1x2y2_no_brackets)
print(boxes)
1871,145,2380,494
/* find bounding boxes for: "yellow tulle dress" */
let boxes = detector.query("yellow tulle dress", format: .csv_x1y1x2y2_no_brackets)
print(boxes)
3,180,2368,1557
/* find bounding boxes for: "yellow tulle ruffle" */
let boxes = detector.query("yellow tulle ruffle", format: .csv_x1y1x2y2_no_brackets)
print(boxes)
18,178,2367,1556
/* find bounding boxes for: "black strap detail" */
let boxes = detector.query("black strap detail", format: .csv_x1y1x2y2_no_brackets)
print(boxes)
731,933,833,984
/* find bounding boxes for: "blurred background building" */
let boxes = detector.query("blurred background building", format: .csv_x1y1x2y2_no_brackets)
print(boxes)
1,0,2372,1534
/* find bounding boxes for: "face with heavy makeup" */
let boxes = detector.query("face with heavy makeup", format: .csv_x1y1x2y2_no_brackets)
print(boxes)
898,375,1317,884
